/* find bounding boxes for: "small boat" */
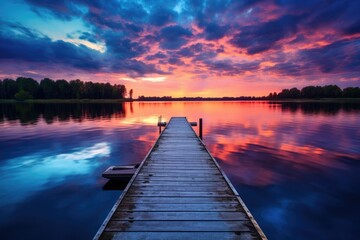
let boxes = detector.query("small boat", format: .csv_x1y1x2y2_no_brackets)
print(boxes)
157,121,167,127
102,164,139,181
189,121,197,126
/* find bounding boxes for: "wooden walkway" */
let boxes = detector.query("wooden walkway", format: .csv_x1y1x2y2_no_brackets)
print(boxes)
95,117,267,240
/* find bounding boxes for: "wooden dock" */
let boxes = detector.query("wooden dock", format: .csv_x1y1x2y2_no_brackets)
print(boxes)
94,117,267,240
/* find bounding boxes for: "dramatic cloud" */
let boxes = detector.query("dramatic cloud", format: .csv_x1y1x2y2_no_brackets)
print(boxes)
0,0,359,96
158,25,193,50
203,23,229,40
204,60,260,75
344,20,360,35
24,0,83,20
299,38,360,74
0,22,101,70
149,7,177,26
230,14,301,54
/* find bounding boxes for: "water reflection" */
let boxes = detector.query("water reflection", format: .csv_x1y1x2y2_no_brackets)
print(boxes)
0,101,359,240
271,101,360,115
0,103,156,239
0,142,110,207
0,103,126,125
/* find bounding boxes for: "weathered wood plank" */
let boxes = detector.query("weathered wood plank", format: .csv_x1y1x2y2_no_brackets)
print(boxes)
143,165,217,169
134,176,224,182
105,220,256,232
140,169,220,174
126,191,234,197
144,163,216,167
100,232,259,240
116,203,243,211
149,154,209,157
131,181,228,187
141,165,217,170
137,172,222,177
122,196,239,204
144,162,216,166
147,160,213,163
112,211,248,221
130,185,230,192
142,167,218,170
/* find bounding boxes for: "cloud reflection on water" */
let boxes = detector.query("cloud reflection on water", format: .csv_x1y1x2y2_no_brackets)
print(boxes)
0,142,110,207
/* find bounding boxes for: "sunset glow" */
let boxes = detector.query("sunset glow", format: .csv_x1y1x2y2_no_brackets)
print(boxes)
1,0,359,97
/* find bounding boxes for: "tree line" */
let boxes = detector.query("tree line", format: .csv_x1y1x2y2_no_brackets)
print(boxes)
0,77,129,100
268,85,360,99
137,96,268,101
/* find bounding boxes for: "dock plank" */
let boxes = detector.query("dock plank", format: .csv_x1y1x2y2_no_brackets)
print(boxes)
116,203,243,211
100,232,259,240
131,181,229,187
129,185,230,192
111,211,248,221
122,196,239,204
126,190,234,197
134,176,225,181
105,220,255,232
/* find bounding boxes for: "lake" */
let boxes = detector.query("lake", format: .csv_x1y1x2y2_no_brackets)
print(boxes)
0,101,359,239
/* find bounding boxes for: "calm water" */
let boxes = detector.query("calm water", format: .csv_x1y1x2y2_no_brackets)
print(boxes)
0,101,359,239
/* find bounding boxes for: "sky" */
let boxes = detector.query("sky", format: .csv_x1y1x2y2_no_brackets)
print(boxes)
0,0,359,97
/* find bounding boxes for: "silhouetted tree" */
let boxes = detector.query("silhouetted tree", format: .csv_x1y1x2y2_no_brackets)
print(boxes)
2,79,18,99
16,77,39,98
15,90,33,100
120,85,127,99
40,78,57,99
314,86,324,98
322,85,342,98
129,89,133,99
69,79,84,99
301,86,317,98
112,84,126,99
0,80,3,99
56,80,71,99
343,87,360,98
288,88,301,98
278,89,290,98
103,83,113,99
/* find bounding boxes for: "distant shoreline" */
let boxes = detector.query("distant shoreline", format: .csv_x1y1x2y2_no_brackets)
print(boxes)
135,98,360,103
1,98,360,103
266,98,360,103
0,99,133,103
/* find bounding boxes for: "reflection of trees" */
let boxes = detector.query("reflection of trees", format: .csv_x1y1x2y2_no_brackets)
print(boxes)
15,103,39,125
278,102,360,115
130,102,133,114
0,103,126,125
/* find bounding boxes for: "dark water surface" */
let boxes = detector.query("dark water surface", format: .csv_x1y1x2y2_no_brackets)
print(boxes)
0,101,359,239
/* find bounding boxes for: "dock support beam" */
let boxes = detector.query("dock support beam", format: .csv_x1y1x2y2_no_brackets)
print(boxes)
199,118,203,140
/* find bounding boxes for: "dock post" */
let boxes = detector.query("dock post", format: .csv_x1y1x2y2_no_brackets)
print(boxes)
199,118,203,139
158,115,162,134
